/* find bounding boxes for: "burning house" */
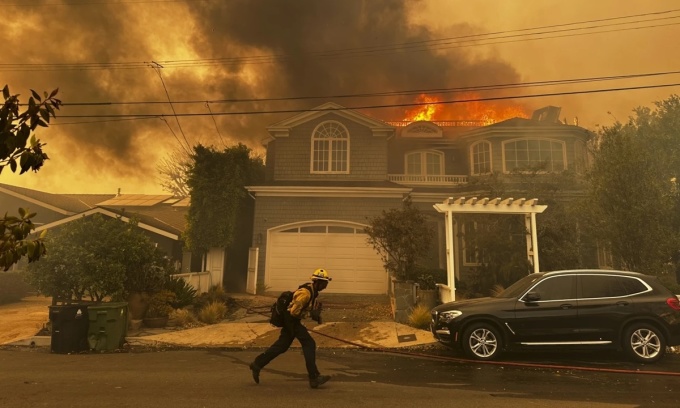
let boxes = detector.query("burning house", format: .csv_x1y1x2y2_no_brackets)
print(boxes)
245,96,595,299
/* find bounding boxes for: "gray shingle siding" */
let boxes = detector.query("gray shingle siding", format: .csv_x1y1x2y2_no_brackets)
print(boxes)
273,113,388,181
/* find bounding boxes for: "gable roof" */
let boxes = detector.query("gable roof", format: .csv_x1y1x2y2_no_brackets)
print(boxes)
33,208,183,240
266,102,395,141
0,183,111,215
0,183,187,239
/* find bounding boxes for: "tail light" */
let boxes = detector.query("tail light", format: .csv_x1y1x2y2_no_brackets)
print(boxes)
666,296,680,311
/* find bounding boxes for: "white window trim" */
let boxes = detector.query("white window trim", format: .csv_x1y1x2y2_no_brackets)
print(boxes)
310,120,350,174
469,141,492,175
405,149,444,175
501,137,567,174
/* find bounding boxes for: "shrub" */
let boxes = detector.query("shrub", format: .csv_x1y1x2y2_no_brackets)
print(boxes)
165,276,197,309
193,284,230,311
407,304,432,330
145,290,176,318
198,301,227,324
169,308,197,327
0,272,33,305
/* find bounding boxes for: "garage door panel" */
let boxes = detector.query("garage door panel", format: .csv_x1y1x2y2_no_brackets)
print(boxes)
267,228,386,294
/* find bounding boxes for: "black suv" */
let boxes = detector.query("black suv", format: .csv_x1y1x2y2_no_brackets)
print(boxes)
430,269,680,363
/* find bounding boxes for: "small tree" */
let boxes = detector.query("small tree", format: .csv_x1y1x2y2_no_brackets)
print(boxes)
365,198,432,281
1,85,62,270
26,214,170,302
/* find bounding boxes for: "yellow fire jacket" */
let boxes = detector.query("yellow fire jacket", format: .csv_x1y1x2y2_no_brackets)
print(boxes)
287,283,317,319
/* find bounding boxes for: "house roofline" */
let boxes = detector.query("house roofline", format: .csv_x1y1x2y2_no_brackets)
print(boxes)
0,185,72,215
33,208,181,240
245,185,410,198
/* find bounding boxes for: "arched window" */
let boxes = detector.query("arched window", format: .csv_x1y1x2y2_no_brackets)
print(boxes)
470,141,491,175
405,150,443,175
503,138,566,172
311,121,349,173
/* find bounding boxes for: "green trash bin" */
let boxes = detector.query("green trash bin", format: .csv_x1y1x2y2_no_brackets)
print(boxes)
87,302,128,351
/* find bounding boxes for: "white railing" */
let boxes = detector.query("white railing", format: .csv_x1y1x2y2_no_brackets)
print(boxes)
388,174,468,185
386,120,489,127
171,271,212,294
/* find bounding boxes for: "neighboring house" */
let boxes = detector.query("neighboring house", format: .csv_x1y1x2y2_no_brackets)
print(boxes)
0,184,202,276
246,102,595,295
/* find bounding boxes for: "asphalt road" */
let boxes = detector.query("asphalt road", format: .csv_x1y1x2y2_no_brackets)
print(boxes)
1,347,679,408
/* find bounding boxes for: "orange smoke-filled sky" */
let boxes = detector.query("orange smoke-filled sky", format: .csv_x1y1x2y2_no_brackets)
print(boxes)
2,0,679,195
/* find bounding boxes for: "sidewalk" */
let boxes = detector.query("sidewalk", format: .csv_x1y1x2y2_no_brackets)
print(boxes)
1,295,439,351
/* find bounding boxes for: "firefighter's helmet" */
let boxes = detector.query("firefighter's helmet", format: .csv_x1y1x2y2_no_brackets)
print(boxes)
311,268,332,281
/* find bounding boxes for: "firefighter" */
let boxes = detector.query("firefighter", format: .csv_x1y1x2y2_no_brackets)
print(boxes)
249,268,332,389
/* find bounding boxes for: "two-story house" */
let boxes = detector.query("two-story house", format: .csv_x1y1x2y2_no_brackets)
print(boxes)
246,102,593,296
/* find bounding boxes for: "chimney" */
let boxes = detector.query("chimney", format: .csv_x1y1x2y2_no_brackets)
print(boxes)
117,188,121,196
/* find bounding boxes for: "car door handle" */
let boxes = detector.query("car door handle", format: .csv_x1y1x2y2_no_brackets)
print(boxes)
616,301,630,307
560,303,573,309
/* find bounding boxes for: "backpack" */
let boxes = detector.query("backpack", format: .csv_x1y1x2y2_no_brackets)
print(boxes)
269,285,311,327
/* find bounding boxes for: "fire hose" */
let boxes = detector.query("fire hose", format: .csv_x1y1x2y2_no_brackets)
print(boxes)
235,300,680,378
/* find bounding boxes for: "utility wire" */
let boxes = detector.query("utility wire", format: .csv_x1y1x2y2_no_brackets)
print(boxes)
53,82,680,119
1,10,679,71
150,62,192,154
51,70,680,107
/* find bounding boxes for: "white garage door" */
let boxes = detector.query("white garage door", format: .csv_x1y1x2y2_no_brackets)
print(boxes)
266,223,387,294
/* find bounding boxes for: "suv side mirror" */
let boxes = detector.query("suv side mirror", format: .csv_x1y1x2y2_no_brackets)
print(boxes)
523,292,541,302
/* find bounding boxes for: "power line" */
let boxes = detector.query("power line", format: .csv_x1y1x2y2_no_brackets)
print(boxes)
52,70,680,107
1,9,679,72
53,82,680,119
0,0,207,6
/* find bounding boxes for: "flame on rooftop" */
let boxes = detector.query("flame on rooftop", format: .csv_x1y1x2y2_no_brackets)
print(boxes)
402,92,530,125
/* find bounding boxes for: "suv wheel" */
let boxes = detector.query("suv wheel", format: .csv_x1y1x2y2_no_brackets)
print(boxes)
462,323,502,361
623,323,666,363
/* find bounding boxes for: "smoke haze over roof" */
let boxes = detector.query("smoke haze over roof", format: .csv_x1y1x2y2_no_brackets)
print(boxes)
2,0,679,194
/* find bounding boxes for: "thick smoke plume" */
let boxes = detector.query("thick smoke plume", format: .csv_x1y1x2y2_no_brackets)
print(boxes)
3,0,522,193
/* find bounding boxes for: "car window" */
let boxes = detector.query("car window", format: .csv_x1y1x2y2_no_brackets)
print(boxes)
524,275,576,301
498,273,544,298
580,275,649,298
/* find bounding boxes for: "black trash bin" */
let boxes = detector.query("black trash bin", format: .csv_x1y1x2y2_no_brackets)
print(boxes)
49,304,90,354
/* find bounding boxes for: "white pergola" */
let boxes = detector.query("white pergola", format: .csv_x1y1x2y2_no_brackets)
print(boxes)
433,197,548,303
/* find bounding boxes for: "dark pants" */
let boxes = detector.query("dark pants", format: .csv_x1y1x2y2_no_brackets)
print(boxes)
253,318,320,379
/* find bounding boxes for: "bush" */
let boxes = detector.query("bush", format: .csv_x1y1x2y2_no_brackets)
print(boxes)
169,308,197,327
145,290,176,318
407,304,431,330
165,276,197,309
193,284,230,311
0,272,33,305
198,301,227,324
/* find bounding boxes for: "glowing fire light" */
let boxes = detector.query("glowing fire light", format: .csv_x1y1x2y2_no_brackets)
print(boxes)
402,92,530,124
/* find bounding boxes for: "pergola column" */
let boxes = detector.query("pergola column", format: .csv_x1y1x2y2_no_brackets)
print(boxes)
434,197,547,303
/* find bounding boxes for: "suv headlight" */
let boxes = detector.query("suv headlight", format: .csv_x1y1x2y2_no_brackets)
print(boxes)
438,310,462,324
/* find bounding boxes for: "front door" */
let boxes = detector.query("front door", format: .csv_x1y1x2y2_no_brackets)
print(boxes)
511,275,579,344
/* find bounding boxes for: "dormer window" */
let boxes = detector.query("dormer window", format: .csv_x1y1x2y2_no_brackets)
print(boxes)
406,150,444,175
311,121,349,174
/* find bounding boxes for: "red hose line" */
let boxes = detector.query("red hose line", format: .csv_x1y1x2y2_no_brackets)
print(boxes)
240,301,680,377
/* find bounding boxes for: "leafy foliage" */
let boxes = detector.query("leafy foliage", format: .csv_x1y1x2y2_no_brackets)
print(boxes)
184,143,265,254
0,85,61,175
584,95,680,275
365,198,433,281
1,208,47,271
25,214,171,301
164,275,197,309
1,85,62,270
145,290,177,318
